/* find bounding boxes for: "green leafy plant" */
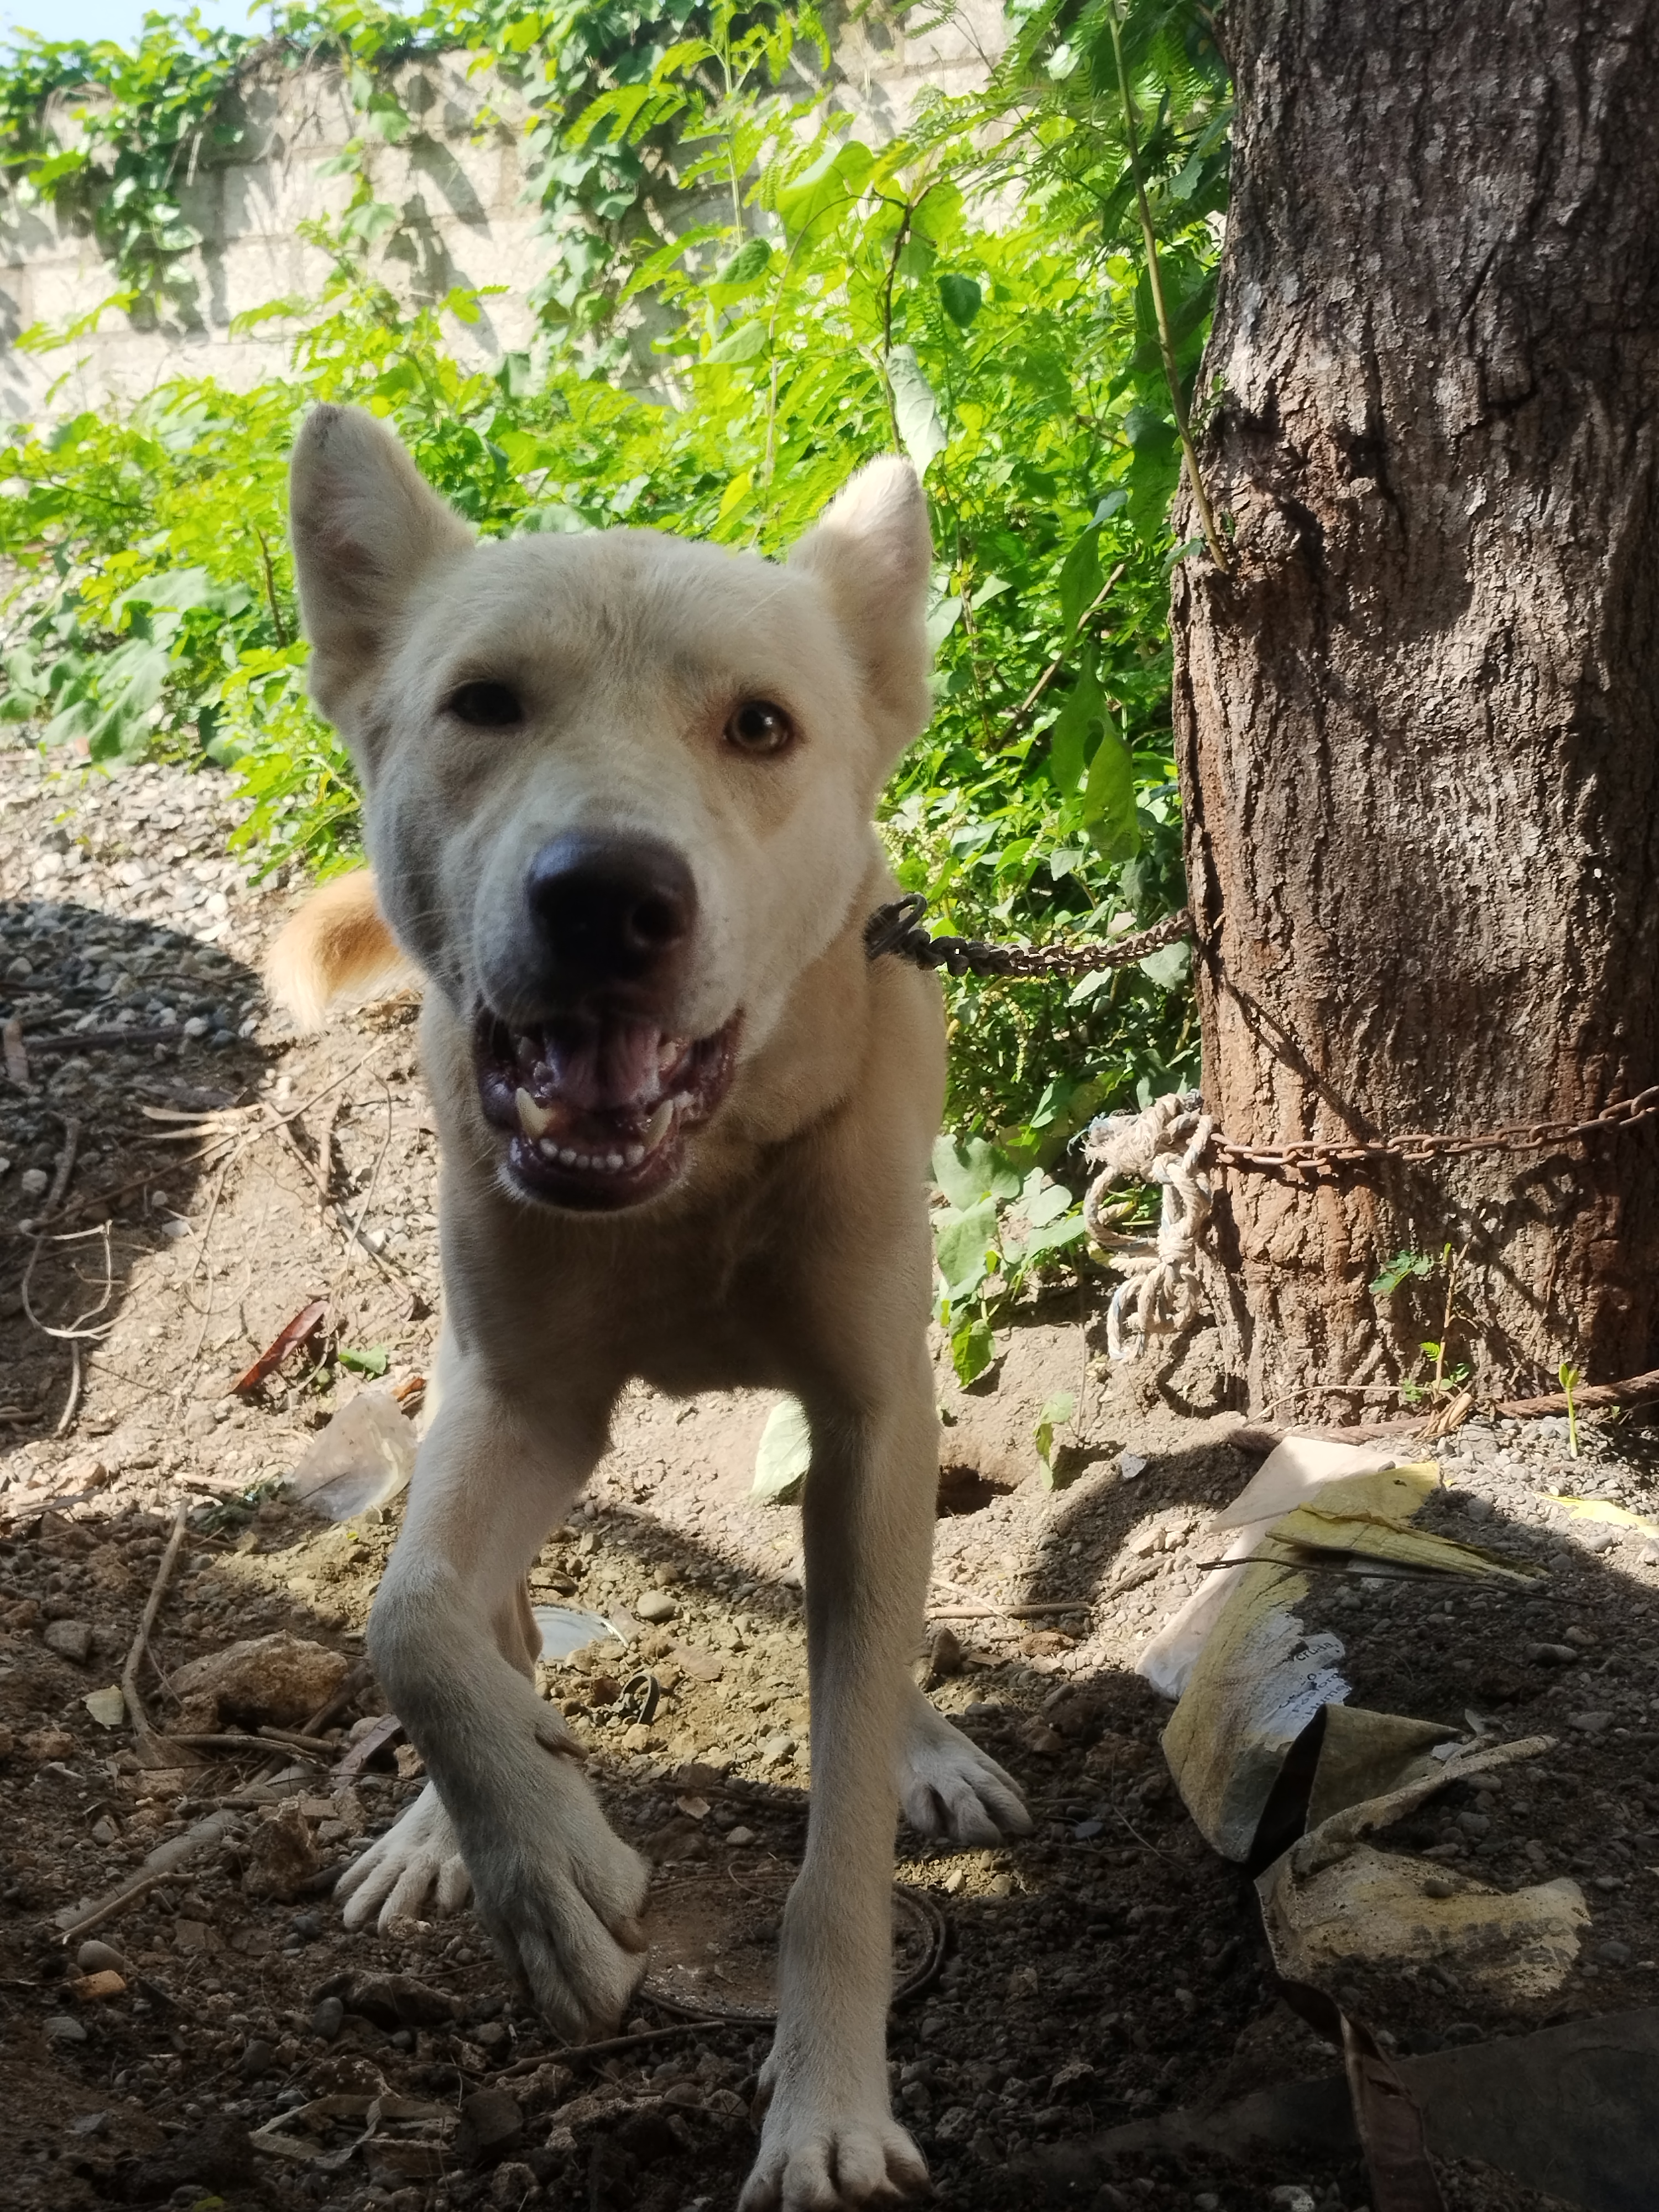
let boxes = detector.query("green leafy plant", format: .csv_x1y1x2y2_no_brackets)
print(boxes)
1034,1387,1077,1486
1557,1360,1582,1459
1373,1241,1473,1404
931,1134,1089,1383
336,1343,390,1376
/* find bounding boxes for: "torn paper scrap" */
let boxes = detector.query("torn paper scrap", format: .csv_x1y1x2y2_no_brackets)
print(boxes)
1258,1843,1587,2004
1159,1559,1347,1860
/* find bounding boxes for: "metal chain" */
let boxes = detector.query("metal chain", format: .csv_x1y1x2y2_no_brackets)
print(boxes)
864,894,1193,978
866,896,1659,1176
1211,1084,1659,1175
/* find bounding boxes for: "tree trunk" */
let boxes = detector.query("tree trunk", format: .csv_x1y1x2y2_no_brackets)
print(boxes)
1173,0,1659,1418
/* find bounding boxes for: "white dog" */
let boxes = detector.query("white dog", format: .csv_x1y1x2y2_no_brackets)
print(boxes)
269,405,1031,2210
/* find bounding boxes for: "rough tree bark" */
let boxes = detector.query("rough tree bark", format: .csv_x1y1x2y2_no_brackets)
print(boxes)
1172,0,1659,1418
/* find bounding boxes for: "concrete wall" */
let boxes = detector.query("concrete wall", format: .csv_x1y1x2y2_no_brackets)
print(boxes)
0,3,1004,424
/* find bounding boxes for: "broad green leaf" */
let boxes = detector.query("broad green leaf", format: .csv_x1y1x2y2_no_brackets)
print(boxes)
752,1396,812,1504
888,345,946,476
1082,726,1139,861
1139,940,1191,989
1047,645,1104,796
933,1135,1021,1210
933,1199,998,1300
717,237,773,288
707,319,766,364
951,1315,996,1387
937,273,982,327
1057,521,1102,638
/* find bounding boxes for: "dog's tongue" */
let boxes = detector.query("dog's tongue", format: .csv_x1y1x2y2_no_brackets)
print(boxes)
538,1019,665,1113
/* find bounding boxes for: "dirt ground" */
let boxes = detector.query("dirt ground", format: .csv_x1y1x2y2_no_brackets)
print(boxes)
3,735,1657,2212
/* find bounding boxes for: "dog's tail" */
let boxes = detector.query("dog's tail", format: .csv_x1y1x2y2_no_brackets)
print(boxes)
265,869,410,1033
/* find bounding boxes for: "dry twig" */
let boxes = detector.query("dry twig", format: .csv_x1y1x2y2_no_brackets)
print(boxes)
121,1500,197,1770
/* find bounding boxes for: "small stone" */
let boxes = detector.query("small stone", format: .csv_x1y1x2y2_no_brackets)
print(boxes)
492,2163,541,2205
1119,1452,1149,1481
69,2111,109,2137
1269,2192,1316,2212
238,2037,276,2079
69,1970,125,2001
1569,1711,1614,1735
76,1940,126,1975
1015,1717,1066,1756
1072,1817,1105,1840
175,1918,215,1952
83,1685,126,1727
43,1619,92,1665
457,2086,524,2166
1597,1938,1635,1967
89,1816,121,1846
724,1826,756,1847
1527,1642,1579,1666
243,1800,320,1901
635,1590,680,1623
19,1167,49,1201
44,2015,87,2043
310,1995,345,2042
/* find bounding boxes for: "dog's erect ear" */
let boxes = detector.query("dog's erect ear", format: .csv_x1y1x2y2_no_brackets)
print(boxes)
789,455,932,752
289,404,472,727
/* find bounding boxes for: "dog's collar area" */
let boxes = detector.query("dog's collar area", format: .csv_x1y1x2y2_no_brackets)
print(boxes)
473,1005,739,1209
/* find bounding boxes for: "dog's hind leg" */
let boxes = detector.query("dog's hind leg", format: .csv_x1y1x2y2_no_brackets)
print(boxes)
338,1360,650,2042
740,1344,939,2212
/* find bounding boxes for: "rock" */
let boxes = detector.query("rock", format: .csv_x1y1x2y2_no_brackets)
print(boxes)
310,1994,345,2041
84,1685,127,1727
672,1645,723,1683
1527,1642,1579,1666
457,2086,525,2166
635,1590,680,1623
0,1726,13,1758
169,1631,348,1729
759,1733,795,1765
70,1969,126,2001
23,1727,77,1760
238,2037,276,2079
243,1801,320,1901
44,2014,87,2043
76,1940,126,1975
19,1167,48,1201
116,2112,254,2201
1569,1710,1614,1735
1119,1451,1148,1480
346,1972,461,2030
491,2162,541,2204
1597,1938,1635,1967
1015,1717,1066,1756
43,1619,92,1665
725,1826,755,1847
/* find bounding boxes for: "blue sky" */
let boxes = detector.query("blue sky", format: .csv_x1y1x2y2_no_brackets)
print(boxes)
0,0,265,49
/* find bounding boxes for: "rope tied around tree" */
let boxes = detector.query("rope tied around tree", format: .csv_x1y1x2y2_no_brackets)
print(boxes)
1081,1092,1214,1361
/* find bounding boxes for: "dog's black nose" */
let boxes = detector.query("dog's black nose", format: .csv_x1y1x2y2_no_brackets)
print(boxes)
524,832,696,990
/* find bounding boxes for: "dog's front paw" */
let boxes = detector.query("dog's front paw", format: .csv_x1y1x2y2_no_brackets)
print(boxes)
739,2082,928,2211
467,1750,650,2044
335,1782,472,1931
898,1691,1031,1846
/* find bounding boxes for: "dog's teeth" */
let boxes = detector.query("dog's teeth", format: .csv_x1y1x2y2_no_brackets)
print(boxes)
539,1138,560,1160
559,1147,579,1166
605,1152,624,1171
643,1100,674,1152
658,1039,682,1073
624,1144,644,1168
515,1087,554,1139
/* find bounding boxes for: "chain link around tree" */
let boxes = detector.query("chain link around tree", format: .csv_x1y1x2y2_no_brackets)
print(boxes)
867,897,1659,1175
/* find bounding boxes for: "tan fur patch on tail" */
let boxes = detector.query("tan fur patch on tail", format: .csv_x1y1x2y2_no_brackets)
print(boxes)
265,869,409,1032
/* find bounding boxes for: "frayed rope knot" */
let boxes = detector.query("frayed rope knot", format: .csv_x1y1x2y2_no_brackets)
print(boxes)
1082,1091,1214,1362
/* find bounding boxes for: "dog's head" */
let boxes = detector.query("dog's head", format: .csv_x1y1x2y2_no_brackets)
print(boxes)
289,405,932,1212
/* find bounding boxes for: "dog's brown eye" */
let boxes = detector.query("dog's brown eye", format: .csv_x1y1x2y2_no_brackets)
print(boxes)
724,700,794,755
446,681,523,728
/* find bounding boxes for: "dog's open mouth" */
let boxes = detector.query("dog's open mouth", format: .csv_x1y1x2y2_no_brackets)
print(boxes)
474,1006,740,1209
